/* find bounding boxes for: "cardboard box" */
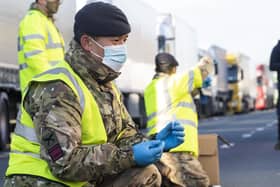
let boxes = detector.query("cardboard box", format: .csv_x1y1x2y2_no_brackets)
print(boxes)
198,134,220,186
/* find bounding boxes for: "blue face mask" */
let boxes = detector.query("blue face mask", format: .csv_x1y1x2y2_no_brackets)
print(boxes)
89,37,127,72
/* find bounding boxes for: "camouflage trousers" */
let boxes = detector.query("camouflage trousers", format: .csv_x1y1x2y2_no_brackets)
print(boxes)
4,153,209,187
97,164,162,187
156,152,210,187
3,165,161,187
3,175,68,187
100,152,209,187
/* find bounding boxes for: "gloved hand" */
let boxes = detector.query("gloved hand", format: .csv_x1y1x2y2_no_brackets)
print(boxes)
132,140,164,166
156,121,185,151
202,76,212,88
198,56,214,78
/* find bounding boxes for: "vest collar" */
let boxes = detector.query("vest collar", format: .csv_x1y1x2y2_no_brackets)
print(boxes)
153,72,169,79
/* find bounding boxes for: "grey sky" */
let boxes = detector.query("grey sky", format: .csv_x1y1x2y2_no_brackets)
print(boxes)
142,0,280,64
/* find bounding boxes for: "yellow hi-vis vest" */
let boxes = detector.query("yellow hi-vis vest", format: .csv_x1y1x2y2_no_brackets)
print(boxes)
6,61,107,187
144,68,202,157
18,9,65,92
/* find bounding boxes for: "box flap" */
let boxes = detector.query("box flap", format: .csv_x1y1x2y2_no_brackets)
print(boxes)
199,134,218,156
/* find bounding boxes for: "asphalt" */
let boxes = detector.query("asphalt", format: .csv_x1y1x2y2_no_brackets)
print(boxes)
199,109,280,187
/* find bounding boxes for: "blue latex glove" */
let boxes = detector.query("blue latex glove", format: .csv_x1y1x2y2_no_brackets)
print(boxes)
202,76,212,88
156,121,185,151
132,140,164,166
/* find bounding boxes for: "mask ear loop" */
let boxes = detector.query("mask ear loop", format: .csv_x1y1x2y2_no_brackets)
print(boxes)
88,36,104,60
89,50,103,60
88,36,105,50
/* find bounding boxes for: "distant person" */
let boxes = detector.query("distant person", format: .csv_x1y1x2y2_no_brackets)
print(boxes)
4,2,185,186
144,52,212,187
18,0,65,92
269,40,280,150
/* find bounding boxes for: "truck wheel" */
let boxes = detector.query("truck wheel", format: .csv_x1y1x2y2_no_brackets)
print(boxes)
0,95,9,150
242,100,250,113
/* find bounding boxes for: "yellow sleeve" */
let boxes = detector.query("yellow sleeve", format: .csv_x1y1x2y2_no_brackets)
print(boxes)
174,67,203,94
19,12,50,72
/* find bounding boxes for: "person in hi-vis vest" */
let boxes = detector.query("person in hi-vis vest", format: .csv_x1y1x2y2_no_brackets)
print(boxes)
18,0,65,92
144,53,213,187
5,2,185,187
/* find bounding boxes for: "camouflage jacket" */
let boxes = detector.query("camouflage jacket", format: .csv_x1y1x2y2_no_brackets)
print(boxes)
24,40,145,184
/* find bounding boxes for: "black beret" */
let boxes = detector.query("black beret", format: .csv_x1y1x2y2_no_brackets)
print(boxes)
74,2,131,42
155,52,179,67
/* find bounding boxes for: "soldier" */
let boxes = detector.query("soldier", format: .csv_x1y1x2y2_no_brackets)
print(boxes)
4,2,185,187
18,0,65,92
144,53,212,187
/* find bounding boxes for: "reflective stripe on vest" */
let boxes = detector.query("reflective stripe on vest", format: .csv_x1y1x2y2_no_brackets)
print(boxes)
19,33,63,58
24,50,43,58
18,32,63,53
19,61,60,71
11,150,40,159
19,63,28,70
23,34,45,41
46,31,64,49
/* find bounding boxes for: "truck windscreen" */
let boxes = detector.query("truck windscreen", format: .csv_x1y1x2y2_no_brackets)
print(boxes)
227,65,238,83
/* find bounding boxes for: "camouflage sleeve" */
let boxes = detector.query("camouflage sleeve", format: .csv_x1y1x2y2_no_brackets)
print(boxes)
24,81,135,182
114,95,148,148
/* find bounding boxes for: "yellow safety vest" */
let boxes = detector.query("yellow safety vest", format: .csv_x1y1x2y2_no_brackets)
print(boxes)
6,61,107,187
144,68,202,156
18,9,65,92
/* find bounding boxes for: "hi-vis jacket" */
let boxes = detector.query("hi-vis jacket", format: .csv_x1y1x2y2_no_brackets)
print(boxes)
6,61,108,187
144,67,202,156
18,9,65,92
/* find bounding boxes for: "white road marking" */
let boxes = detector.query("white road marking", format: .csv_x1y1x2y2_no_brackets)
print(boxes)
220,142,235,149
241,120,276,139
242,133,253,138
220,144,231,149
256,127,264,132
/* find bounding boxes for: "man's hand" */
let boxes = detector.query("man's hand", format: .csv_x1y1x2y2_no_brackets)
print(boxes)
156,121,185,151
132,140,164,166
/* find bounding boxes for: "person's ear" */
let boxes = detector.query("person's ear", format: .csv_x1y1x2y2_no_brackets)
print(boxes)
80,35,91,51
